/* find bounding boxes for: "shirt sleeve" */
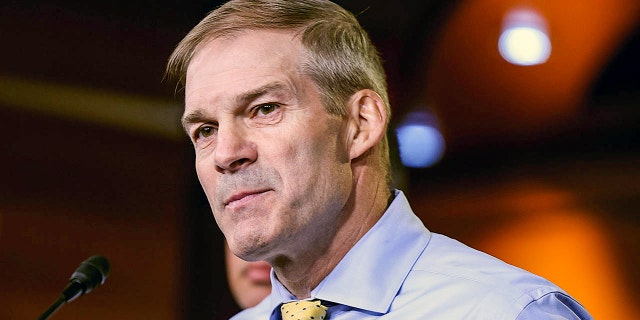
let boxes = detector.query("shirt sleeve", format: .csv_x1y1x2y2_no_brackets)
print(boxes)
515,292,593,320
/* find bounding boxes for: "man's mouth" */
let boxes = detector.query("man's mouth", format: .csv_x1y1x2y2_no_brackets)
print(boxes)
224,189,271,208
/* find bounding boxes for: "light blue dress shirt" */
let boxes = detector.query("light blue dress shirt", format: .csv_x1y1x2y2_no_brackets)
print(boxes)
231,190,593,319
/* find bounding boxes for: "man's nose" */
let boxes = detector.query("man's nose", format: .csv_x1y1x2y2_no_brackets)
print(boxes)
214,125,257,173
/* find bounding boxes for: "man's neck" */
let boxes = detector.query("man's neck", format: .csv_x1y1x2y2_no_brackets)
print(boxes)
271,172,391,299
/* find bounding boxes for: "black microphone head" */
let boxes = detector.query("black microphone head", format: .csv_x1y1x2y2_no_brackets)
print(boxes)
69,255,110,295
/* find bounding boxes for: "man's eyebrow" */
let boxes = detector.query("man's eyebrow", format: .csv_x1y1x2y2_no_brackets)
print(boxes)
181,109,207,132
181,82,290,132
236,82,289,105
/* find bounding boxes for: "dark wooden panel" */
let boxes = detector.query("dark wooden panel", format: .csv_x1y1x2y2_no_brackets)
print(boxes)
0,107,192,319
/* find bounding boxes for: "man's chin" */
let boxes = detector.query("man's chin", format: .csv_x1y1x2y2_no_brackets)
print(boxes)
228,234,273,261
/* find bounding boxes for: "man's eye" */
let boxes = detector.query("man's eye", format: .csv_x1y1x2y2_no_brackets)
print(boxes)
256,103,278,116
196,125,216,139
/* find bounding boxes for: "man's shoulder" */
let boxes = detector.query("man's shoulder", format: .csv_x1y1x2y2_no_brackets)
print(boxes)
413,233,564,295
392,232,577,318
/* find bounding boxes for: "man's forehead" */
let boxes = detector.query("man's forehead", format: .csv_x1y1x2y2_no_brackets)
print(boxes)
185,70,300,106
185,32,304,94
188,29,302,69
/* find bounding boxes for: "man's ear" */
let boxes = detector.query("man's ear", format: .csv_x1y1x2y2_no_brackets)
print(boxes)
346,89,388,160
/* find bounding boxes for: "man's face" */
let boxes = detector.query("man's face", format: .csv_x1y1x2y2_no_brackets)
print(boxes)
183,30,354,261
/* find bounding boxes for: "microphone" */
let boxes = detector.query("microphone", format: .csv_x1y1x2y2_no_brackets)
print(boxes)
38,255,111,320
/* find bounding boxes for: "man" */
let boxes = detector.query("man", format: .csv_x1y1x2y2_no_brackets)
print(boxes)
166,0,593,318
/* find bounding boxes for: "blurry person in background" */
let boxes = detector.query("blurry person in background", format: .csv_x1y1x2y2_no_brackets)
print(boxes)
224,240,272,309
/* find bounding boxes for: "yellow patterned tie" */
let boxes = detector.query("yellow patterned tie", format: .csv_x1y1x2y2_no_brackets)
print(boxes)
281,300,328,320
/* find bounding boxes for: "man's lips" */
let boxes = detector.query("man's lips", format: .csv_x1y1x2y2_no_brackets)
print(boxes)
224,189,271,208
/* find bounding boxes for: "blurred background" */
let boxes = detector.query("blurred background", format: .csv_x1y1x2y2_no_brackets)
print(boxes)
0,0,638,319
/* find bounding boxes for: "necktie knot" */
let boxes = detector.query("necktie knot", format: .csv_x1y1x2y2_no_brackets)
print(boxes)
281,299,328,320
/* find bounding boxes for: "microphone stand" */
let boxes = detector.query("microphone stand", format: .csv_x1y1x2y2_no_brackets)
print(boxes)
38,278,86,320
39,295,66,320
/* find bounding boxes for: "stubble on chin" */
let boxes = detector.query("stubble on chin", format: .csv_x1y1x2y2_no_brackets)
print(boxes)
212,166,282,257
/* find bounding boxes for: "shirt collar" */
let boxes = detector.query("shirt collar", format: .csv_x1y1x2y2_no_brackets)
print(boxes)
266,190,431,314
312,190,431,313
